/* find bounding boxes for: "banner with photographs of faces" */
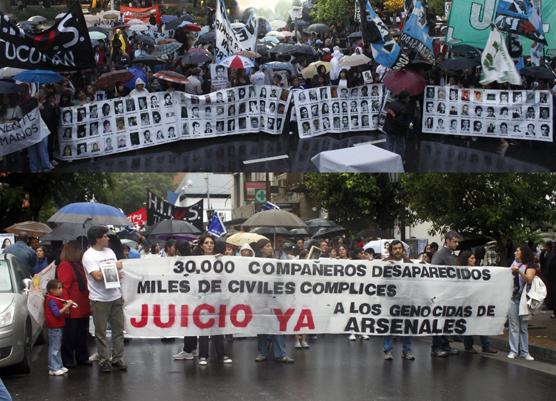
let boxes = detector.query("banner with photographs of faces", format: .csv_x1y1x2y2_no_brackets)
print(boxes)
57,85,291,160
292,84,385,138
422,86,553,142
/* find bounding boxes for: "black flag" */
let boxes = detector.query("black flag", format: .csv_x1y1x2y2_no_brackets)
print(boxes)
0,3,95,70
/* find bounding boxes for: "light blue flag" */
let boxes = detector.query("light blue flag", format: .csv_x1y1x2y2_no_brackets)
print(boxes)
262,201,280,211
496,0,546,44
401,0,435,63
207,213,227,237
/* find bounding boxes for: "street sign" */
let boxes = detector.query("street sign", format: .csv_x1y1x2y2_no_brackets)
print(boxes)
254,189,267,204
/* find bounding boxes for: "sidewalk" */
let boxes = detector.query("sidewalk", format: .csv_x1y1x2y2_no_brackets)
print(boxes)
488,308,556,363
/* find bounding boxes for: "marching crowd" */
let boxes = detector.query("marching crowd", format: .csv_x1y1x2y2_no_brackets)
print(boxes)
3,225,556,377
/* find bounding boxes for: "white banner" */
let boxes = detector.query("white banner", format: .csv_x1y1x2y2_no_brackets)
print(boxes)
57,86,291,160
0,108,50,157
293,84,385,138
27,262,56,326
121,256,513,337
214,0,258,62
422,86,553,142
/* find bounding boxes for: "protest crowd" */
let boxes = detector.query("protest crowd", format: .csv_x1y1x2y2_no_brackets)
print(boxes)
2,218,555,379
1,0,556,170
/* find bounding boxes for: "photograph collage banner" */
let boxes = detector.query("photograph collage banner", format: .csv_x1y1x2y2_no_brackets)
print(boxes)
292,84,385,138
422,86,553,142
57,85,292,161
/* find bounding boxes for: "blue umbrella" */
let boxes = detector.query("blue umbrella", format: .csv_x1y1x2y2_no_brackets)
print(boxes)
48,202,131,226
125,66,148,90
14,69,64,84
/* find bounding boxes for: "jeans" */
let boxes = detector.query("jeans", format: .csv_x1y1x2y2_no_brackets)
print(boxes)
463,335,491,350
383,336,412,353
198,335,227,359
257,335,286,359
48,328,64,371
90,298,125,364
508,300,529,356
0,378,12,401
28,137,53,172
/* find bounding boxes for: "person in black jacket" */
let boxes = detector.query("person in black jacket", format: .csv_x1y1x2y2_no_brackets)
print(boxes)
383,91,413,160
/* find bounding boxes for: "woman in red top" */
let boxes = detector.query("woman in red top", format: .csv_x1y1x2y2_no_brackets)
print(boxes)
57,240,91,368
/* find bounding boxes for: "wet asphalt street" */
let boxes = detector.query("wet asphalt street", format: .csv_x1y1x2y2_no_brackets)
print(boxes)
4,131,554,173
2,335,555,401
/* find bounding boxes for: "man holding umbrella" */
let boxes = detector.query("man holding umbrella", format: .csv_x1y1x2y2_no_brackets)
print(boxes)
82,226,127,373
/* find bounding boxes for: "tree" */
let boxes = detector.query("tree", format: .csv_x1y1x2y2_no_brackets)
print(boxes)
383,0,404,13
427,0,447,16
402,173,556,264
311,0,355,26
304,173,404,234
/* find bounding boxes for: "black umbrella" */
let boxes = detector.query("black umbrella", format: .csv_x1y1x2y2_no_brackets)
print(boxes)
290,228,309,237
348,31,362,39
251,226,292,236
287,44,317,57
450,44,482,59
196,31,216,45
305,218,339,228
41,223,87,243
306,23,329,34
116,229,143,242
149,219,201,236
312,226,346,239
131,55,166,66
0,80,22,94
136,34,155,46
268,43,297,55
440,57,481,72
522,66,556,81
181,49,213,65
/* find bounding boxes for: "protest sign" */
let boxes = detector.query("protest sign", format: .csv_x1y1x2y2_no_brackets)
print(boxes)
27,262,56,326
0,3,95,70
293,85,384,138
0,234,15,250
57,85,291,161
214,0,258,61
422,86,553,142
0,109,50,157
121,256,512,337
210,63,229,91
147,191,204,230
128,207,147,230
120,5,161,25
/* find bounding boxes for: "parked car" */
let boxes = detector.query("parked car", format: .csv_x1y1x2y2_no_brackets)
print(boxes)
0,253,42,373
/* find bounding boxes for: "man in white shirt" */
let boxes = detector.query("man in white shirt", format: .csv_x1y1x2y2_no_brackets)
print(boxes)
82,226,126,373
250,66,266,86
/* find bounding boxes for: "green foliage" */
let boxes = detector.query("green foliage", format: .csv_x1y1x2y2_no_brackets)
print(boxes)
107,173,176,214
311,0,356,26
427,0,446,16
304,173,404,232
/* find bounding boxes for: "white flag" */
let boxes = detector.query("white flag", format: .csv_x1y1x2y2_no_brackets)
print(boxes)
480,27,522,86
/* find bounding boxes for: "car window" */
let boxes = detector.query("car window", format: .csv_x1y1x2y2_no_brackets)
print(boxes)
10,258,26,293
0,260,13,292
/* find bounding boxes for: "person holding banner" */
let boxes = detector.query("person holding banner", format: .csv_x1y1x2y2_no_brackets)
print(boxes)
194,234,232,366
382,240,415,361
508,244,538,360
254,238,295,363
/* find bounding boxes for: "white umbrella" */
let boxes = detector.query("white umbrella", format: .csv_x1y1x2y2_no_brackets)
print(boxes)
262,36,280,45
0,67,26,79
27,16,46,23
266,31,285,39
270,19,287,30
363,239,410,257
128,24,149,32
88,31,107,40
127,18,145,25
339,53,372,68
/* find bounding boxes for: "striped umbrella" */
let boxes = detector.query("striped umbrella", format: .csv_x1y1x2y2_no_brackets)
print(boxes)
218,55,255,69
152,41,182,57
48,202,131,226
153,70,188,85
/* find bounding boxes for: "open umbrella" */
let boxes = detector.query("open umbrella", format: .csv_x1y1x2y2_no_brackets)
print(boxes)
136,34,156,46
289,228,309,237
251,227,292,236
301,61,331,79
266,30,285,39
243,210,307,229
219,55,255,69
440,58,480,72
270,19,287,30
261,36,280,45
196,31,216,45
127,18,144,25
126,66,148,89
348,31,363,39
149,219,201,236
311,226,346,239
5,221,52,237
132,55,165,66
152,41,182,57
287,44,317,57
268,43,296,55
450,44,482,59
181,48,213,65
27,16,47,23
161,15,178,24
383,70,426,96
234,50,261,59
305,218,339,235
41,223,87,243
14,70,63,84
103,12,120,20
0,80,22,94
306,23,329,34
178,21,201,32
0,67,25,79
48,202,131,226
521,66,556,81
128,24,149,33
96,70,133,89
226,232,268,247
339,53,372,68
89,31,107,40
153,70,188,85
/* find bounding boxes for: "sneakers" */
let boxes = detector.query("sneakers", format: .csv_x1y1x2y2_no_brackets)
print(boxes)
443,347,459,355
254,354,267,362
348,333,357,341
431,350,448,358
523,354,535,361
294,340,302,349
301,340,310,349
507,352,517,359
222,356,232,364
49,369,67,376
276,356,294,363
384,351,393,361
198,357,208,366
99,361,112,373
402,352,415,360
112,360,128,371
173,350,195,360
61,367,69,373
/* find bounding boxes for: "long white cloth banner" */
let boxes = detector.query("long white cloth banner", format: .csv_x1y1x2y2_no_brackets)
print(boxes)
422,86,553,142
57,85,291,160
0,108,49,157
121,256,513,337
292,85,385,138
